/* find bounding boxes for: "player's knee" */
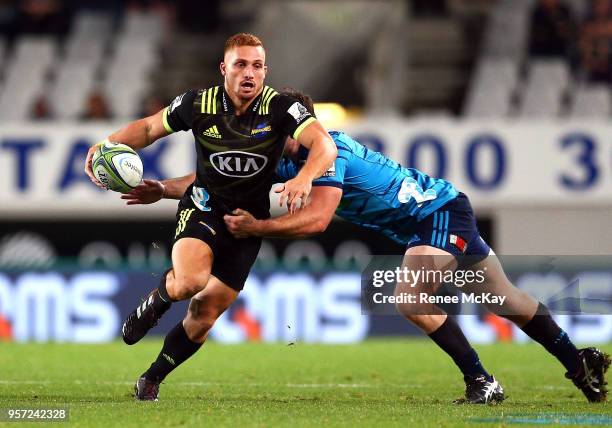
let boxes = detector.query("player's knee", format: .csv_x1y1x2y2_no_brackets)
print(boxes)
170,271,210,300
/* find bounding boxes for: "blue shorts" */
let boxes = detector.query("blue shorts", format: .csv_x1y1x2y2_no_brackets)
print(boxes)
406,193,490,259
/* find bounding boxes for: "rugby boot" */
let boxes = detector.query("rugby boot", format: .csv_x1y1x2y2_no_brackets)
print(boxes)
566,347,610,402
122,289,171,345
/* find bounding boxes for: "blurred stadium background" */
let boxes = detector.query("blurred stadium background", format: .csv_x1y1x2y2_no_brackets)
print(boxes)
0,0,611,348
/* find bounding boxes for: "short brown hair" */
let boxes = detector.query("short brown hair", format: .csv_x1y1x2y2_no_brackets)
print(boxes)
224,33,264,53
281,87,316,117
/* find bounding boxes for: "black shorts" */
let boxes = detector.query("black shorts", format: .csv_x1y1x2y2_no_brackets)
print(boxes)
174,198,262,292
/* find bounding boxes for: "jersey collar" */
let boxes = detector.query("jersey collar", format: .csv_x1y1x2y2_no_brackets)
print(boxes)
221,87,264,115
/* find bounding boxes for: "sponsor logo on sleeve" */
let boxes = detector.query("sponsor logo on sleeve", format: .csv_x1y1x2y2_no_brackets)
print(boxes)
169,93,186,113
287,102,311,124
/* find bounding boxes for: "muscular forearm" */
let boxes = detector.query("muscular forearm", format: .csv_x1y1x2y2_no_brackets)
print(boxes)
297,137,337,180
161,173,196,199
253,207,329,238
108,118,157,151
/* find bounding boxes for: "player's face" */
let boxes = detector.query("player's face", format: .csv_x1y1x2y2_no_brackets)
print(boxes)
221,45,267,102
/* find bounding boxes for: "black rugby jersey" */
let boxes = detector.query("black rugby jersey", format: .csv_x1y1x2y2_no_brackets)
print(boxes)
162,86,315,217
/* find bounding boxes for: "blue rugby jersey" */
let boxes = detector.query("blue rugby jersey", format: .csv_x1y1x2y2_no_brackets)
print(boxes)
275,131,459,245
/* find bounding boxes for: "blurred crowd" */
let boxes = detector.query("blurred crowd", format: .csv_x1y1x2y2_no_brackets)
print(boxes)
2,0,610,120
31,89,167,121
0,0,220,38
529,0,612,83
0,0,166,38
0,0,222,121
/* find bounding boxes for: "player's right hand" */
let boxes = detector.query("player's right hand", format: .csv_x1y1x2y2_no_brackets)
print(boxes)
275,176,311,214
121,179,166,205
84,142,105,189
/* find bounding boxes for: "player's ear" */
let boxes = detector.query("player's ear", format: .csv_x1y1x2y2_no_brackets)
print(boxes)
220,62,226,76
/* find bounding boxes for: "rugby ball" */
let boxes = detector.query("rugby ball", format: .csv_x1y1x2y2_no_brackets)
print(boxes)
92,142,143,193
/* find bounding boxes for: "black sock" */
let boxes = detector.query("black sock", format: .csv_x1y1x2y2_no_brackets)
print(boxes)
157,268,174,303
428,316,491,380
520,302,579,374
144,322,203,382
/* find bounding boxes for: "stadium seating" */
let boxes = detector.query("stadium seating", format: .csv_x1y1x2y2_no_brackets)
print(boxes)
0,37,56,120
49,63,97,120
465,0,612,118
519,59,570,118
0,38,5,70
569,84,612,118
0,9,161,121
0,1,609,120
464,58,519,117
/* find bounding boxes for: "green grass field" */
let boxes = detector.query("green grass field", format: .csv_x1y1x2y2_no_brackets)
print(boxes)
0,340,610,427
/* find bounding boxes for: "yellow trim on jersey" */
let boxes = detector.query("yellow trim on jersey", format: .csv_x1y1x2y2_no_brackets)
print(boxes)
162,107,175,133
201,86,220,114
201,90,207,113
292,117,316,140
257,87,269,114
175,208,195,238
207,88,213,113
263,87,278,115
257,86,277,115
212,86,219,114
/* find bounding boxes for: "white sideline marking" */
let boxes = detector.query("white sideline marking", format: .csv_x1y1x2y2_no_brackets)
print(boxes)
0,380,418,389
0,380,570,391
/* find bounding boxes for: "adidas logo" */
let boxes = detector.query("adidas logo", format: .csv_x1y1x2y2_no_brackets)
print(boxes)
203,125,222,139
136,294,154,319
162,353,176,366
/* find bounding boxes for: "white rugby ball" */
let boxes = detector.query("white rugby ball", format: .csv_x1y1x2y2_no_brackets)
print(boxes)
92,142,143,193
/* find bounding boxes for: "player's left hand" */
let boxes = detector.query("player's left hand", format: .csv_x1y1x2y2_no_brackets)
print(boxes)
224,209,258,238
275,176,311,214
120,179,165,205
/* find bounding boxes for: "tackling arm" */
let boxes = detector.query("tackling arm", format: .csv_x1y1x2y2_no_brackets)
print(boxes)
225,186,342,238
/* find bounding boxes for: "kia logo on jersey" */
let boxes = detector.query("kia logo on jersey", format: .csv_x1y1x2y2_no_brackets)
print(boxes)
209,151,268,177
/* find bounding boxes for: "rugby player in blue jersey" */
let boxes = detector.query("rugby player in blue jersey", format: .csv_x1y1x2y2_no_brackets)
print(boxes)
124,90,609,404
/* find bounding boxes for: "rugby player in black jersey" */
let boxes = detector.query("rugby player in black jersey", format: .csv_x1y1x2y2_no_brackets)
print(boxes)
84,33,337,401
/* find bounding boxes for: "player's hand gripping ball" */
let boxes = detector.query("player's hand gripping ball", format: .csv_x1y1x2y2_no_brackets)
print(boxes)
92,142,143,193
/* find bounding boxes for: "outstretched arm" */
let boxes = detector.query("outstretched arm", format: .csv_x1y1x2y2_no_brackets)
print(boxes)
121,173,197,205
224,186,342,238
84,108,171,188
